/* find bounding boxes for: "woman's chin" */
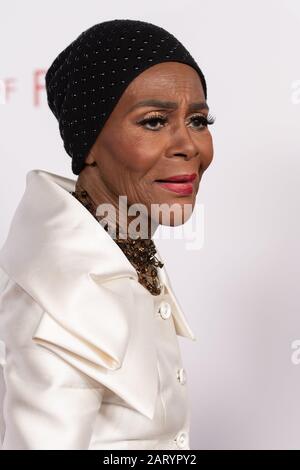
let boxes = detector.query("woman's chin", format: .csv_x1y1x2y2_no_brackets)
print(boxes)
155,203,194,227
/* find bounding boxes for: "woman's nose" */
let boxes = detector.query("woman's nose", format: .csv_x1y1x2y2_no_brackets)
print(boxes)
168,123,199,160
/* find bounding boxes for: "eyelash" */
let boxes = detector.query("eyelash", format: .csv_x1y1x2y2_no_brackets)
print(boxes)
138,112,216,131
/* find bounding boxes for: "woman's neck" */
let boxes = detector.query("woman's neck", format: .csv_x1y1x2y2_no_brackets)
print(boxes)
74,166,159,240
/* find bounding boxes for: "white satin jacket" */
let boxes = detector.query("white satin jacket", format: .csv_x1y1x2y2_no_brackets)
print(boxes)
0,169,196,450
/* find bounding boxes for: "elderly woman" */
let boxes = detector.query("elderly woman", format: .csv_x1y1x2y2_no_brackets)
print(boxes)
0,19,214,450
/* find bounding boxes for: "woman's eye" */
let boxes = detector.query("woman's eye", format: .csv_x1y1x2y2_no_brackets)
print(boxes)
139,116,166,131
189,116,207,129
138,113,215,131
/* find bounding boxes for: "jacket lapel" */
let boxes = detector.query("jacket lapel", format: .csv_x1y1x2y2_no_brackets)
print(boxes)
154,248,197,342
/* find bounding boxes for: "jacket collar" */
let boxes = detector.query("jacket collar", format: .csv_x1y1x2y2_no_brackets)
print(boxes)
0,169,196,420
1,168,196,340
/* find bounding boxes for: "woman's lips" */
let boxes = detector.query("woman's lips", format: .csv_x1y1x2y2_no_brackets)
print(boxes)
155,181,195,195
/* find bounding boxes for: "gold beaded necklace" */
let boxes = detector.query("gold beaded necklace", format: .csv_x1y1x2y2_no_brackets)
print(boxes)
70,188,164,296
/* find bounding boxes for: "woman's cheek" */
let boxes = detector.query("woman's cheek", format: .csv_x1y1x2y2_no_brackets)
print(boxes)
126,150,159,173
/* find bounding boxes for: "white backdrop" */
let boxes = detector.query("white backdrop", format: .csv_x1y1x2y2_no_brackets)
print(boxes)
1,0,300,450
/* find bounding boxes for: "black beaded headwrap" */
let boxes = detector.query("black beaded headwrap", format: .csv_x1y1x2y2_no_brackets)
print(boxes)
45,18,208,175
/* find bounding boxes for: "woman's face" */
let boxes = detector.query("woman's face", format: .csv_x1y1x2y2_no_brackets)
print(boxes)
85,61,214,227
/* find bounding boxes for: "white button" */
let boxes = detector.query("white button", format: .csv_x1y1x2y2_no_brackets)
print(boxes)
175,431,188,449
158,301,171,319
177,367,187,385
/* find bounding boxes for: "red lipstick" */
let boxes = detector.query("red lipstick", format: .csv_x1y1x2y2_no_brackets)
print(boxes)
155,173,197,195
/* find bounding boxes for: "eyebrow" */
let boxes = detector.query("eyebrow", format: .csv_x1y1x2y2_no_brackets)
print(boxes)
128,99,209,113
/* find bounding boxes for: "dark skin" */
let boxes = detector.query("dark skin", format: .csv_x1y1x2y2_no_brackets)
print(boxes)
76,61,214,238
